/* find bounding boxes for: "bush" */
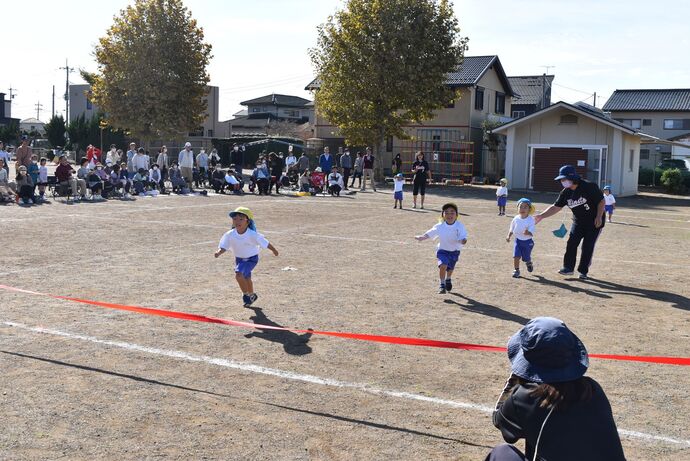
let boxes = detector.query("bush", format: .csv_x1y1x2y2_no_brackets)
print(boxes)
660,168,685,194
638,167,664,186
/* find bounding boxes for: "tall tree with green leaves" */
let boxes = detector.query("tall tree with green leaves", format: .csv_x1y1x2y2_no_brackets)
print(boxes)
44,115,66,148
310,0,467,167
90,0,212,143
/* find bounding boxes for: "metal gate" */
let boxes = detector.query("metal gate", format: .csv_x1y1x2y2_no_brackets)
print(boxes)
399,129,474,182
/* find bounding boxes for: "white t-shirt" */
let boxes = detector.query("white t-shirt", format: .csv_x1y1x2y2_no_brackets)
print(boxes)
604,194,616,205
510,215,536,241
425,220,468,251
225,174,240,185
38,166,48,183
178,149,194,168
496,186,508,197
218,228,269,259
393,179,404,192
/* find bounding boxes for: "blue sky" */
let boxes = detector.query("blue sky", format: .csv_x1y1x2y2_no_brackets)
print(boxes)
3,0,689,122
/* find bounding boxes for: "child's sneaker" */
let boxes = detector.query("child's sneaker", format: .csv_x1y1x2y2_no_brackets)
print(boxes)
526,261,534,273
242,294,251,306
512,269,520,278
578,273,588,280
445,279,452,292
248,293,258,305
438,283,446,294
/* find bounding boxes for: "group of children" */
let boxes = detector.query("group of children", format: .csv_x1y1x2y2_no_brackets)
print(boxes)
0,155,49,204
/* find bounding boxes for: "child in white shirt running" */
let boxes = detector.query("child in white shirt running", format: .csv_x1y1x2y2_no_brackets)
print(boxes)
506,198,536,278
415,202,468,293
496,178,508,216
603,186,616,222
215,207,279,307
393,173,404,209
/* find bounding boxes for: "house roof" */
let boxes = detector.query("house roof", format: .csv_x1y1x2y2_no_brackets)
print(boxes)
492,101,641,135
240,93,311,108
602,89,690,112
508,75,554,105
20,117,44,124
227,116,271,128
305,55,516,96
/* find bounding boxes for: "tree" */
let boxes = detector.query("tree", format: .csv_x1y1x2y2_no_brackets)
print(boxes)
90,0,212,143
44,115,67,148
0,121,20,145
310,0,467,170
66,113,127,152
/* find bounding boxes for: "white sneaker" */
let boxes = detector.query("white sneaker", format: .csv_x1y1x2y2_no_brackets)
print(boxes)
124,193,131,199
28,199,34,204
73,196,81,202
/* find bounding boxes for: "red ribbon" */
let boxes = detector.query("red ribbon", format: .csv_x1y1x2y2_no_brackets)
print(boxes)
1,284,689,366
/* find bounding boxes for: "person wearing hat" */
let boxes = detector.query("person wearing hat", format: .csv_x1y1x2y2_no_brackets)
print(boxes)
496,178,508,216
214,207,279,307
415,202,468,293
487,317,625,461
393,172,405,209
178,142,195,191
533,165,606,280
506,198,536,278
603,185,616,222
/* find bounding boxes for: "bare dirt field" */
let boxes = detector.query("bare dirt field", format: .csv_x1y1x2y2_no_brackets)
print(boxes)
1,184,689,460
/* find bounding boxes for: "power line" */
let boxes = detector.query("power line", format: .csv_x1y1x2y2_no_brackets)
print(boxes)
553,82,593,95
219,74,313,94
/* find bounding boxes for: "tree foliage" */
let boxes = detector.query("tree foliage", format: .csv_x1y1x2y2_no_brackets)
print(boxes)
310,0,467,151
0,121,20,145
66,113,126,152
91,0,212,141
44,115,67,148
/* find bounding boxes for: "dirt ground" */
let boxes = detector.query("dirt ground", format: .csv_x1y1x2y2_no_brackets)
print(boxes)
1,184,689,460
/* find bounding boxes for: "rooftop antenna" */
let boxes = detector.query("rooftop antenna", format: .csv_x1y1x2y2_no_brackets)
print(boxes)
539,66,555,109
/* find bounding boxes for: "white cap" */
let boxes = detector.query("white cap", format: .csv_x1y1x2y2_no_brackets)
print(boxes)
185,142,192,148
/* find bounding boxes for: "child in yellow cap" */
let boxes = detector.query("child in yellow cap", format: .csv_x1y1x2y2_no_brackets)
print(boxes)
214,207,279,306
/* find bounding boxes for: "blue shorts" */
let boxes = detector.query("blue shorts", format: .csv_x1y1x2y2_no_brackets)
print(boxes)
513,239,534,262
497,196,507,206
235,255,259,279
394,191,403,201
437,249,461,270
605,204,614,213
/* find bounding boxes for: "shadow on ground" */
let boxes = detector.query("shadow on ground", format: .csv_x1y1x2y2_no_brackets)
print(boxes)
244,306,313,355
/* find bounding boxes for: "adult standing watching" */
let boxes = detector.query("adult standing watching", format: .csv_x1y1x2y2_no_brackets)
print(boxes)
126,142,137,177
15,135,33,169
156,146,169,181
411,151,431,209
133,147,150,172
285,146,297,172
178,142,195,190
487,317,625,461
230,143,243,168
319,146,333,175
361,147,376,191
339,148,352,190
297,151,310,174
534,165,605,280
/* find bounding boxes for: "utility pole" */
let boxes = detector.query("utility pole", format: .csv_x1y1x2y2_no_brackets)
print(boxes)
7,86,17,100
52,85,55,118
35,101,44,120
59,59,75,125
540,66,555,109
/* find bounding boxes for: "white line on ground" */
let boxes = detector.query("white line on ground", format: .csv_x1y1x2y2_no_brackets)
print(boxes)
2,321,688,447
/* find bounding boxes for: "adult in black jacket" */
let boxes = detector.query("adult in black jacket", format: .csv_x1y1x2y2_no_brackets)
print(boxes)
534,165,606,279
486,317,626,461
268,152,285,194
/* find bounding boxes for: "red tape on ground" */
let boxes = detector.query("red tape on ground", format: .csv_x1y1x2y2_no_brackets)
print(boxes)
1,284,689,366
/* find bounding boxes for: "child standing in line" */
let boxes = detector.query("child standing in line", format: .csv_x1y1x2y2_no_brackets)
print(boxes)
496,178,508,216
215,207,279,307
506,198,536,278
415,202,468,294
603,186,616,222
37,157,49,202
393,172,404,209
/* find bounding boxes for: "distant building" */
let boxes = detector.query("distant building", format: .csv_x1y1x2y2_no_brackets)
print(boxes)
221,93,313,137
20,117,46,135
0,92,20,128
508,75,554,118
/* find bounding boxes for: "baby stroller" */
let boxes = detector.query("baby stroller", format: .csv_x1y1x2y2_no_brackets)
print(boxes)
310,171,326,195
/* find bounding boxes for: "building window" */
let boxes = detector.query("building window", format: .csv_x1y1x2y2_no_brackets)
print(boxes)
475,87,484,111
640,149,650,160
629,149,634,172
207,129,213,137
445,99,455,109
664,119,690,130
615,118,641,129
642,119,652,126
86,92,93,110
512,110,526,118
386,136,393,152
251,107,262,113
559,114,578,124
285,109,299,117
495,92,505,114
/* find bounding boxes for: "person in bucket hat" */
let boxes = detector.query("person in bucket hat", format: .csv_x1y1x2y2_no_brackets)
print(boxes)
486,317,625,461
214,207,279,307
534,164,606,280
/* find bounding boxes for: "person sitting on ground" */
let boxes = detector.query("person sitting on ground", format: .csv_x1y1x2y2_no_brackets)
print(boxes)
299,169,311,192
211,164,226,194
327,166,344,196
486,317,626,461
55,155,87,202
253,160,270,195
87,163,105,200
133,168,149,195
15,165,35,205
149,164,165,193
225,167,243,195
110,163,130,198
0,158,17,203
169,162,187,193
77,158,91,184
27,154,40,199
117,162,133,199
94,162,112,199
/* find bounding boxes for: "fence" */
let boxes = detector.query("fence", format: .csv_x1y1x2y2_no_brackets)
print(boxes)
399,129,473,182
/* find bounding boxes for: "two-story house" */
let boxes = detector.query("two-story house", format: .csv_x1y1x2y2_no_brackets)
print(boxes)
306,55,516,177
507,75,554,118
222,93,313,137
602,89,690,168
0,92,20,129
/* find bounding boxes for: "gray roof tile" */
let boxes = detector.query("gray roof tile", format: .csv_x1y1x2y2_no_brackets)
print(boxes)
602,89,690,111
508,75,554,105
240,94,311,108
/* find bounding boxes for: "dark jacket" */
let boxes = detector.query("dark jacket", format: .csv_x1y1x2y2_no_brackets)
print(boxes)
493,378,626,461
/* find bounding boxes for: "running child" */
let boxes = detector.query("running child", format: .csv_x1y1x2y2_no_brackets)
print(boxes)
496,178,508,215
603,186,616,222
214,207,279,307
415,202,468,293
506,198,536,278
393,173,404,209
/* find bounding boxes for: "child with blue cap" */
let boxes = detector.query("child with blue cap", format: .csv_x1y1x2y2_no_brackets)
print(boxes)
506,198,536,278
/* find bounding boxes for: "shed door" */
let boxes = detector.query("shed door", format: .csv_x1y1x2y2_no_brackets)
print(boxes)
533,148,589,192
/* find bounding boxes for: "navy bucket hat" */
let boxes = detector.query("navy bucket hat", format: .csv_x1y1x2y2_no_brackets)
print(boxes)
507,317,589,383
554,165,580,181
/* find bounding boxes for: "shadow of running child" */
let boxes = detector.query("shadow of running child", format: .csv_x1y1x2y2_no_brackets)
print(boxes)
244,307,313,355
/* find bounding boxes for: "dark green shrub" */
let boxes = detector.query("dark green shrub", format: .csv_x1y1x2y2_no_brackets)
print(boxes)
660,168,685,194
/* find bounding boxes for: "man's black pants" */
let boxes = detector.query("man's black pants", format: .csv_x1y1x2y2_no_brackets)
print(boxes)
564,223,602,275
